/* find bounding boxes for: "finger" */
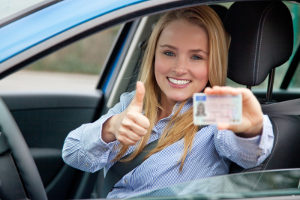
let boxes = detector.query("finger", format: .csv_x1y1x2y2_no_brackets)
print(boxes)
119,127,142,141
129,123,148,136
117,135,137,146
130,81,145,112
236,88,255,102
126,131,142,142
127,111,150,129
212,86,239,95
117,127,140,145
217,122,230,130
204,87,212,93
121,116,148,136
205,86,240,96
135,81,145,104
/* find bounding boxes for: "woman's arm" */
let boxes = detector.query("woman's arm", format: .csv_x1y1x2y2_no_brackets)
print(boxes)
214,115,274,169
206,86,274,168
62,91,135,172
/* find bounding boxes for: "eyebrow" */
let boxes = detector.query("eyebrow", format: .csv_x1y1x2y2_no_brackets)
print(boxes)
159,44,208,54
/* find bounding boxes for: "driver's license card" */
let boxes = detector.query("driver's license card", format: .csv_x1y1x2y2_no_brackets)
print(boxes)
193,93,242,125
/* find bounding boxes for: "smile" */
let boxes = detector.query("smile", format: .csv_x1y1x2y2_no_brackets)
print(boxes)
167,77,191,85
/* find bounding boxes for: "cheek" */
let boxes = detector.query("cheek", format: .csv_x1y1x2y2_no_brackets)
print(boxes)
154,58,164,84
191,64,209,81
154,55,170,76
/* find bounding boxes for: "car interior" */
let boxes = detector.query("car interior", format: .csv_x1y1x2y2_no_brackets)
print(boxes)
0,0,299,200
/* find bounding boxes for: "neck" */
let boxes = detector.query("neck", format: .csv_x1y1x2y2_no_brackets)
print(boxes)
158,95,176,121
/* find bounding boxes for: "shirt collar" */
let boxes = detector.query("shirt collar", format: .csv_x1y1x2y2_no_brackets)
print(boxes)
152,97,193,135
170,97,193,117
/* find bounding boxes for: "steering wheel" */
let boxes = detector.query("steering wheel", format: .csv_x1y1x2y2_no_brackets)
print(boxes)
0,98,47,200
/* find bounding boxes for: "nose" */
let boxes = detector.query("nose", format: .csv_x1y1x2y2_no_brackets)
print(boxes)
173,56,187,75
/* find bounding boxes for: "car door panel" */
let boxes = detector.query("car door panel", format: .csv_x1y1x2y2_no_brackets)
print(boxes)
1,91,104,199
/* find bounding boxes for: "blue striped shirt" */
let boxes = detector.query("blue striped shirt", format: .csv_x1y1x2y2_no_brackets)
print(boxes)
62,91,274,199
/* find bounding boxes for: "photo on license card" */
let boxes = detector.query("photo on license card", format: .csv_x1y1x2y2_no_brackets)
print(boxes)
193,93,242,125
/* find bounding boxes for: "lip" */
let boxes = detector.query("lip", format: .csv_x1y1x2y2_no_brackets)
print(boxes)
167,77,191,88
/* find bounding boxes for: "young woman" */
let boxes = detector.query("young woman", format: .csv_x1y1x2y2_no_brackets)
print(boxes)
62,5,274,199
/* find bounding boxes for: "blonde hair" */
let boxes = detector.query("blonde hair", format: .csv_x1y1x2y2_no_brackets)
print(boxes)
114,5,229,170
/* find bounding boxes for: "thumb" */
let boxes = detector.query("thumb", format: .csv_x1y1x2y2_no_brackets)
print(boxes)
130,81,145,112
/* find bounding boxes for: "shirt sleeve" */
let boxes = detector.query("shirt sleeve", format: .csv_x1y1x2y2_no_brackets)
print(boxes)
214,115,274,169
62,91,135,173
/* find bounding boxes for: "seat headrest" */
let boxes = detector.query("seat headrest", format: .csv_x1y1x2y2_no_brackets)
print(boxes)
225,1,293,86
210,4,228,25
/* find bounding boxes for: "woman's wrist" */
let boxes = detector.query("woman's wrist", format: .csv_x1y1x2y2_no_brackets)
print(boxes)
102,115,118,143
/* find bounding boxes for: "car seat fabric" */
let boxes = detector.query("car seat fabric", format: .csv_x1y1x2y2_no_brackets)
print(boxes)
225,1,293,86
230,101,300,173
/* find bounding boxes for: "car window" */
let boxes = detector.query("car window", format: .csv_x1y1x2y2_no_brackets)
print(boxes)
290,63,300,89
0,25,121,92
287,2,300,90
227,1,300,91
132,169,300,199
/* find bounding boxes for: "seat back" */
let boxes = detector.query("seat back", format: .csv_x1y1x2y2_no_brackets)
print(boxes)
225,1,300,172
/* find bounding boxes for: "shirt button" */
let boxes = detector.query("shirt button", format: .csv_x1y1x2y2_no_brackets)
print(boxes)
102,147,108,151
257,149,263,156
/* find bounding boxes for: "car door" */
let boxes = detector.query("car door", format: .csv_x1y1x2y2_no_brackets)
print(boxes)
0,23,141,200
0,21,144,200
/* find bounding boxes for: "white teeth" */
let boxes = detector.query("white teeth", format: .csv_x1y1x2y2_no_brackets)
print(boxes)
168,77,190,85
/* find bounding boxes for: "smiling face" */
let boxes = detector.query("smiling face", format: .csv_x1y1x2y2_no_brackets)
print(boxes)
154,19,209,107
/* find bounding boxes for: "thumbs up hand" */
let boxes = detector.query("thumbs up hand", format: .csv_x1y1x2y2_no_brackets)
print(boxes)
102,81,150,145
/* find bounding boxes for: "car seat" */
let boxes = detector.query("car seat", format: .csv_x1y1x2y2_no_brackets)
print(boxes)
224,1,300,173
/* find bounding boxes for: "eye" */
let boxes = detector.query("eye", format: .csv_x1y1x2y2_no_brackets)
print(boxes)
163,51,175,57
191,55,202,60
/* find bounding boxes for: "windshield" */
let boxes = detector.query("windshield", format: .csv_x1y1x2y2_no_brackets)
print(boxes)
129,169,300,199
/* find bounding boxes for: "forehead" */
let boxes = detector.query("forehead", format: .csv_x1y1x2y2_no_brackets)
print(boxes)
157,19,208,48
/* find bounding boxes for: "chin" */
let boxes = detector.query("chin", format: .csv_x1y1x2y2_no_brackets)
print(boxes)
170,95,191,103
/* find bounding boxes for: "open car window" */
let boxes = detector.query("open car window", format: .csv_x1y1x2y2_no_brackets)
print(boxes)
0,24,121,92
291,63,300,89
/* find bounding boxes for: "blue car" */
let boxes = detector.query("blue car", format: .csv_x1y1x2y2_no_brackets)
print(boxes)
0,0,300,199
